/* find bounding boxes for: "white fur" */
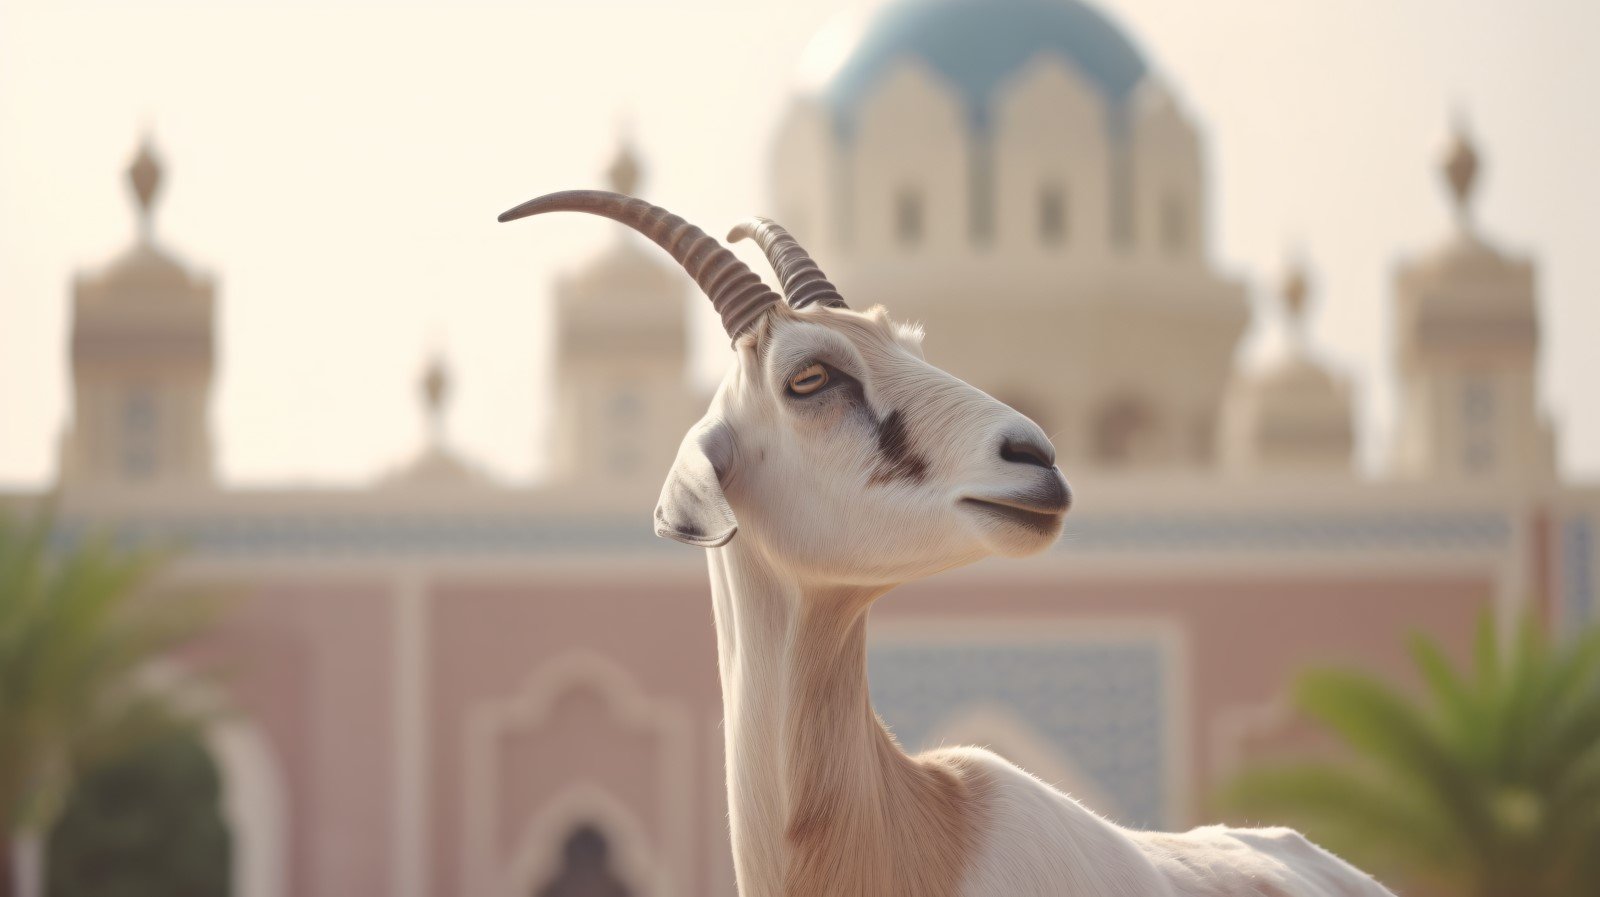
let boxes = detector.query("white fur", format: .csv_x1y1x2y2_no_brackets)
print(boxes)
663,303,1394,897
958,749,1394,896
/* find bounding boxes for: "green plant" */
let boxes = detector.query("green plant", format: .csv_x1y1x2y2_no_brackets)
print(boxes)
47,731,230,897
1222,613,1600,897
0,504,215,897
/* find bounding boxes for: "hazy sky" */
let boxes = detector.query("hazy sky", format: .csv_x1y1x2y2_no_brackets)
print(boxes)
2,0,1596,487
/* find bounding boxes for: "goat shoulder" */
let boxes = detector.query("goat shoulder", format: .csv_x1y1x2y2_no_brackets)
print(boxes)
952,749,1396,897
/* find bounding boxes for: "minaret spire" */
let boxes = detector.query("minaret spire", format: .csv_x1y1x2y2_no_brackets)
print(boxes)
1441,115,1480,231
127,136,163,241
606,135,643,197
1280,256,1312,352
420,353,451,449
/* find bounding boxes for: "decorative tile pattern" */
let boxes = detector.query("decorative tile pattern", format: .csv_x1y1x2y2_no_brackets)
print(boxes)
45,509,1514,560
868,636,1170,829
52,515,670,558
1061,511,1511,553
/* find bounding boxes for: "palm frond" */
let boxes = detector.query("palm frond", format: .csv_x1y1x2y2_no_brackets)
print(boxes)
0,504,219,835
1295,668,1492,840
1220,609,1600,897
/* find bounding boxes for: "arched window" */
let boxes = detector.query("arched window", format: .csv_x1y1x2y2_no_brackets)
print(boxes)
1461,376,1497,472
535,824,632,897
1093,397,1152,466
1037,183,1068,246
606,389,643,475
894,187,923,248
1160,192,1187,255
122,388,159,479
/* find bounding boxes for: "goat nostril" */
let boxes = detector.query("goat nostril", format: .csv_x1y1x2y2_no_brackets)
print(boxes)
1000,436,1055,469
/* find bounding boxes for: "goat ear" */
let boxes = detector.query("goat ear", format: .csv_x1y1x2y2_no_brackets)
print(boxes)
654,418,738,548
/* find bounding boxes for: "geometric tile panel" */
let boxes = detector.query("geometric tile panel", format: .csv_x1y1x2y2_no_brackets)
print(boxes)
53,510,1511,560
868,636,1171,828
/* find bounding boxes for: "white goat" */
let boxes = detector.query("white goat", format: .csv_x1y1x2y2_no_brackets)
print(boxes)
500,191,1395,897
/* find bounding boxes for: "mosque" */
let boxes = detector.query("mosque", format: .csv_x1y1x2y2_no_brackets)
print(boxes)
6,0,1597,895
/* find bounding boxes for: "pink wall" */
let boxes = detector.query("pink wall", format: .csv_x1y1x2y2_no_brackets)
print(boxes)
181,563,1494,893
187,578,397,897
429,572,722,896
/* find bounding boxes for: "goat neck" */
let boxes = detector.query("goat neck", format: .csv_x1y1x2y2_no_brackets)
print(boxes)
708,536,988,897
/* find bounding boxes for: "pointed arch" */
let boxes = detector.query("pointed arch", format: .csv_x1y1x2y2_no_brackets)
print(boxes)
508,783,660,897
138,660,288,897
462,651,691,897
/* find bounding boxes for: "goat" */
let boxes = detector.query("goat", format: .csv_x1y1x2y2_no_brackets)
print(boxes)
499,190,1395,897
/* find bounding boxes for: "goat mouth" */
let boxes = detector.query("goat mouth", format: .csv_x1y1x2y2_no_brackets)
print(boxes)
959,497,1067,533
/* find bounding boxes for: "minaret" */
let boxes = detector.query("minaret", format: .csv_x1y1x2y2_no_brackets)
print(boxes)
422,354,450,451
545,139,696,499
1390,120,1555,482
384,353,492,489
58,136,218,489
1220,258,1355,475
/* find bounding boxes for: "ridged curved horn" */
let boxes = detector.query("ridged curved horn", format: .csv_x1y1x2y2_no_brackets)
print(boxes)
498,190,781,340
726,218,847,311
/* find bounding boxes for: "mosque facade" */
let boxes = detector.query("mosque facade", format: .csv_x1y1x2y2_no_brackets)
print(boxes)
4,1,1598,896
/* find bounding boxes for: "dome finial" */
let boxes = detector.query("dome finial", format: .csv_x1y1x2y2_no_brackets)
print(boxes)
1441,114,1480,228
127,134,163,239
420,353,451,446
606,134,643,196
1281,255,1312,347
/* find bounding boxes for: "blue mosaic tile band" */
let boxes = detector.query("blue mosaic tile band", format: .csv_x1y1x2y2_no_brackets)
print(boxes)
50,515,672,558
868,636,1170,829
1061,511,1510,553
43,509,1513,559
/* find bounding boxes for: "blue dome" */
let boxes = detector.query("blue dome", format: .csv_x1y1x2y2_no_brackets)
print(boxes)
823,0,1149,135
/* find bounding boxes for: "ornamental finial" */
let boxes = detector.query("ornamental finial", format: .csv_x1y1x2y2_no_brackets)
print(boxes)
127,135,163,237
1441,115,1480,226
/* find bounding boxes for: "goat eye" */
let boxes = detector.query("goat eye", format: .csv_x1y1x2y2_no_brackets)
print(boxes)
787,363,829,396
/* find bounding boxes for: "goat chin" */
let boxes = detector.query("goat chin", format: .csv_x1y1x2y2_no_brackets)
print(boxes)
988,528,1065,558
965,514,1066,558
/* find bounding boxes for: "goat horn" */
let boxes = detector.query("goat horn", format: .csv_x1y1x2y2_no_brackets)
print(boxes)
498,190,781,341
727,218,847,311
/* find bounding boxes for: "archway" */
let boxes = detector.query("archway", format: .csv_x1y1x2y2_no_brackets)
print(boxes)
48,731,230,897
533,824,633,897
505,784,662,897
49,661,290,897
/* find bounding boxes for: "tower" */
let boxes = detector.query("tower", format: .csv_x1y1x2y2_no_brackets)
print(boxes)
546,141,697,496
768,0,1248,472
1220,259,1355,475
1390,122,1555,482
58,137,218,489
383,353,492,489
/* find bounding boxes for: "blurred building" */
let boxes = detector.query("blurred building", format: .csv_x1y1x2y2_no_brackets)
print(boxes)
5,1,1598,896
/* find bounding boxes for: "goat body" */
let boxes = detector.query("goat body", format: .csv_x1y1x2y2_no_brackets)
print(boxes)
708,536,1394,897
496,191,1397,897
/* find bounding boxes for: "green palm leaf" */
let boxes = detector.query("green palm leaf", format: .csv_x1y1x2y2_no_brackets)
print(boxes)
0,503,217,836
1221,610,1600,897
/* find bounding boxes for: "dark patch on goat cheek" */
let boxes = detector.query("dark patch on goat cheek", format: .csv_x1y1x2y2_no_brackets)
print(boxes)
868,409,930,486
